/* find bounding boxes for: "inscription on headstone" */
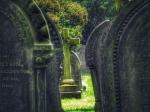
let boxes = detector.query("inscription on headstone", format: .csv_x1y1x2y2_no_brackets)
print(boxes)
0,1,33,112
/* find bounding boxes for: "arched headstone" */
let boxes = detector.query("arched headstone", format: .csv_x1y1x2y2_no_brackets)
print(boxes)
0,1,34,112
45,14,64,112
85,20,112,112
27,2,64,112
107,0,150,112
0,1,64,112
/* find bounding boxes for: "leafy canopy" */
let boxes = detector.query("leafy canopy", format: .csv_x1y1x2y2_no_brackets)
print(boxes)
35,0,88,39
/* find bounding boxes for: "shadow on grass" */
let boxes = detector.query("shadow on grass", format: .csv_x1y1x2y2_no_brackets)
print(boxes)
65,107,94,112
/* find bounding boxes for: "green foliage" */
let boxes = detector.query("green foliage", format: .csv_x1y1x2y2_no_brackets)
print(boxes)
115,0,123,11
33,0,122,44
73,0,116,19
34,0,88,39
65,2,87,25
71,0,118,44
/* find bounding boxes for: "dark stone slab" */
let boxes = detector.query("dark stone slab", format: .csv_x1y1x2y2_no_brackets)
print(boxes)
94,21,116,112
46,56,63,112
45,14,64,112
85,20,113,112
0,1,64,112
0,1,34,112
107,0,150,112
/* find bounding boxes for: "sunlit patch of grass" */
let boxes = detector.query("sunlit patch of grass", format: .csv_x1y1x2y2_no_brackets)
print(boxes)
62,73,95,112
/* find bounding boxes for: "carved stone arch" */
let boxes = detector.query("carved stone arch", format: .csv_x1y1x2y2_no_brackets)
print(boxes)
26,2,64,112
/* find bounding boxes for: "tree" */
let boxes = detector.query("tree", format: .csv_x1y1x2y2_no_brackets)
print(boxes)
72,0,117,44
34,0,88,39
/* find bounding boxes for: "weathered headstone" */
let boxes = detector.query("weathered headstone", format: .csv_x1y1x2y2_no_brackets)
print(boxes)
45,14,64,112
87,0,150,112
94,21,115,112
106,0,150,112
59,28,82,98
0,1,34,112
28,2,64,112
85,20,112,112
60,51,82,98
0,1,64,112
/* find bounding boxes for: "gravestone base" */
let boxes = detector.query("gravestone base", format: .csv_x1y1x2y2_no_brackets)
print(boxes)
60,79,82,98
61,79,75,84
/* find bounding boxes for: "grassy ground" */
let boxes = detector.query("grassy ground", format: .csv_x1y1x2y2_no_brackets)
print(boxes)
61,74,95,112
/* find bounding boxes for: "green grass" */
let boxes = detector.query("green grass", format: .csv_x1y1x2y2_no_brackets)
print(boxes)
61,74,95,112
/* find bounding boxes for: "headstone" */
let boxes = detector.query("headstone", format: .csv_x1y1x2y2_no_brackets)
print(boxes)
0,1,34,112
28,3,64,112
106,0,150,112
70,51,82,98
77,46,89,73
87,0,150,112
0,1,64,112
45,14,64,112
60,51,82,98
94,21,115,112
85,20,112,112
